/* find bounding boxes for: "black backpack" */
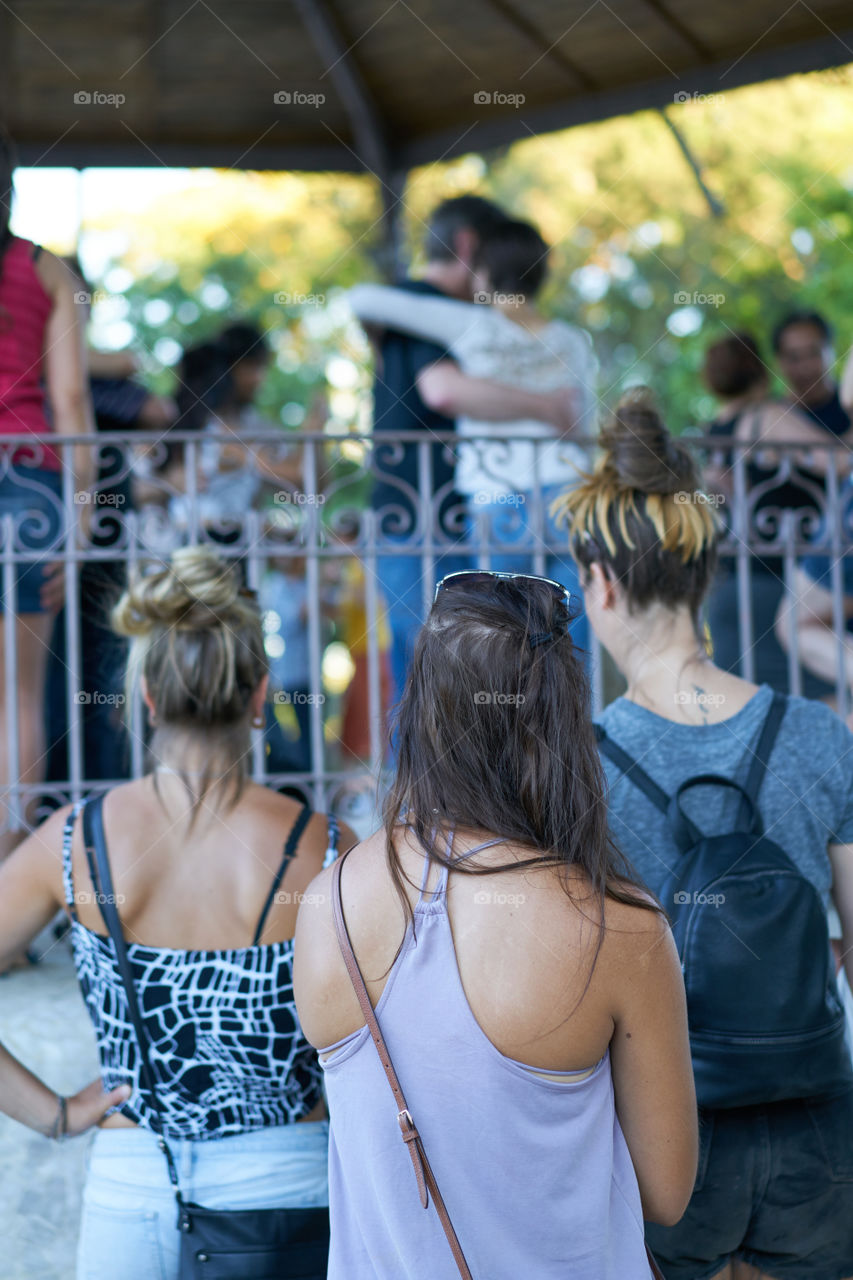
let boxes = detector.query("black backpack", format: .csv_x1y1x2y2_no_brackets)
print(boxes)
596,692,853,1109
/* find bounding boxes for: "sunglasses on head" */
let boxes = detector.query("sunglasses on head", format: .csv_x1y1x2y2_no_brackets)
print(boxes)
433,570,574,644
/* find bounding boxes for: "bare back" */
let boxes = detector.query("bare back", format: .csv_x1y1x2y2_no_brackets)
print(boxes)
65,776,345,950
295,822,698,1224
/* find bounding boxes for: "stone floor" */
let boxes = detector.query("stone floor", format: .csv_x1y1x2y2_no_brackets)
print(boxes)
0,933,100,1280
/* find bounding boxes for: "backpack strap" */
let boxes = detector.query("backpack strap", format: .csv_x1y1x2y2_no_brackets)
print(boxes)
595,724,677,817
596,723,702,849
252,802,313,946
738,692,787,824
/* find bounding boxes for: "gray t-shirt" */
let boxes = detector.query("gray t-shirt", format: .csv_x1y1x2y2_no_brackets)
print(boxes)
597,684,853,910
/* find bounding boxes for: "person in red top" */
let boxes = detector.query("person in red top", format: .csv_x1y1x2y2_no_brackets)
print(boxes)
0,131,94,862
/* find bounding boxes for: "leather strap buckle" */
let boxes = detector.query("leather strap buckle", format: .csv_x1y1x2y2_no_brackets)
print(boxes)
397,1108,417,1138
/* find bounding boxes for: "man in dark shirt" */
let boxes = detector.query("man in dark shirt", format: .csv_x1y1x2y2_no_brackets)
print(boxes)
370,195,581,704
773,310,851,436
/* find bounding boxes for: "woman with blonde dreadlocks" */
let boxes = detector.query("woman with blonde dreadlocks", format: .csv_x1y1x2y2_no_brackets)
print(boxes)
553,387,853,1280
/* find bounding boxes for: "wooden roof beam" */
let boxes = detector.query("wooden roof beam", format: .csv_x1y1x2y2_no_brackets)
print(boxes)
479,0,598,90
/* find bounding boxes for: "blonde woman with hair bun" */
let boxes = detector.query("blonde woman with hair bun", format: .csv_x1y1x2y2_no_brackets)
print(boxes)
554,388,853,1280
0,545,355,1279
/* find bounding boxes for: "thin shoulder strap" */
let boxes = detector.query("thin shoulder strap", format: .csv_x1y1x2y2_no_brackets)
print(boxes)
252,802,313,945
81,794,183,1202
738,692,786,824
61,801,85,920
331,853,473,1280
594,724,670,815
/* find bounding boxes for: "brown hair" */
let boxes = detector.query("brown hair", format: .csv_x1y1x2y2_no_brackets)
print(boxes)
703,332,765,398
112,546,267,821
552,387,719,623
473,218,549,297
382,574,661,974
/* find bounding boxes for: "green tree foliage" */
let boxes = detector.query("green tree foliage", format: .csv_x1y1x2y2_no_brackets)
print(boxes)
87,66,853,437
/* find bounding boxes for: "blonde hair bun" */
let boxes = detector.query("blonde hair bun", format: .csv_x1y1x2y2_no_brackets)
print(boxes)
112,546,242,638
599,387,694,496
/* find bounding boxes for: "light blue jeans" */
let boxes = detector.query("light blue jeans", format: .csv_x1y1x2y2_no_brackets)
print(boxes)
376,541,468,709
76,1122,329,1280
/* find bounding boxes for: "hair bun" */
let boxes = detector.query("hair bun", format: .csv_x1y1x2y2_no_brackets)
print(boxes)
112,546,241,638
599,387,694,496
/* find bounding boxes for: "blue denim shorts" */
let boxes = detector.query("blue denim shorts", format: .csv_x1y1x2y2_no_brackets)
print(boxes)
76,1121,329,1280
645,1091,853,1280
0,468,64,613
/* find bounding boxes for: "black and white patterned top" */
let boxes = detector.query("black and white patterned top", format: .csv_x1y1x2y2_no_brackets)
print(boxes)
61,800,339,1141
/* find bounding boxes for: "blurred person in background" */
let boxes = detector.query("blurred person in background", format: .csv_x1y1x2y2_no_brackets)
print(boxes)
349,215,596,658
773,310,851,436
357,193,583,709
0,131,94,867
774,478,853,719
139,328,329,554
0,546,355,1277
44,257,178,792
701,330,850,694
260,535,316,777
328,513,393,763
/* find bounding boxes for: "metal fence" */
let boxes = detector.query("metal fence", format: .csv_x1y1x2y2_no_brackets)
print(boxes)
0,428,850,838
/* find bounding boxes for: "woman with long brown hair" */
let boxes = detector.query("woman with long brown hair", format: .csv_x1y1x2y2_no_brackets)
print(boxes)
295,563,697,1276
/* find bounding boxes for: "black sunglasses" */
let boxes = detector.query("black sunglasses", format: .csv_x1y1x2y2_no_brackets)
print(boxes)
433,571,574,636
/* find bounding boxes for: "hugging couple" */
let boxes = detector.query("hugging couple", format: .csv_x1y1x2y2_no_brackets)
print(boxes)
350,193,598,703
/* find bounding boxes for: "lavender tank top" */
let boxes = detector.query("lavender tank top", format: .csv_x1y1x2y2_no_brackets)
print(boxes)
320,835,653,1278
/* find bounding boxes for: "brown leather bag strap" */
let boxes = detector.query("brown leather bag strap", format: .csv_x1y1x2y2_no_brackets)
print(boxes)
331,853,474,1280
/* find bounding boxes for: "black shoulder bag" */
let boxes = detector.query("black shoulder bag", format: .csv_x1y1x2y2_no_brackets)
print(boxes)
81,792,330,1280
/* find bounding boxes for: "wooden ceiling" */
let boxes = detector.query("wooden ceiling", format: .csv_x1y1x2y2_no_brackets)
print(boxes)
3,0,852,173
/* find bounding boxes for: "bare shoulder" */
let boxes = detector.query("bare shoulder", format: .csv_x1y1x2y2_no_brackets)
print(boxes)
0,801,76,913
293,828,405,1047
34,248,76,296
598,888,675,973
596,887,682,1014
